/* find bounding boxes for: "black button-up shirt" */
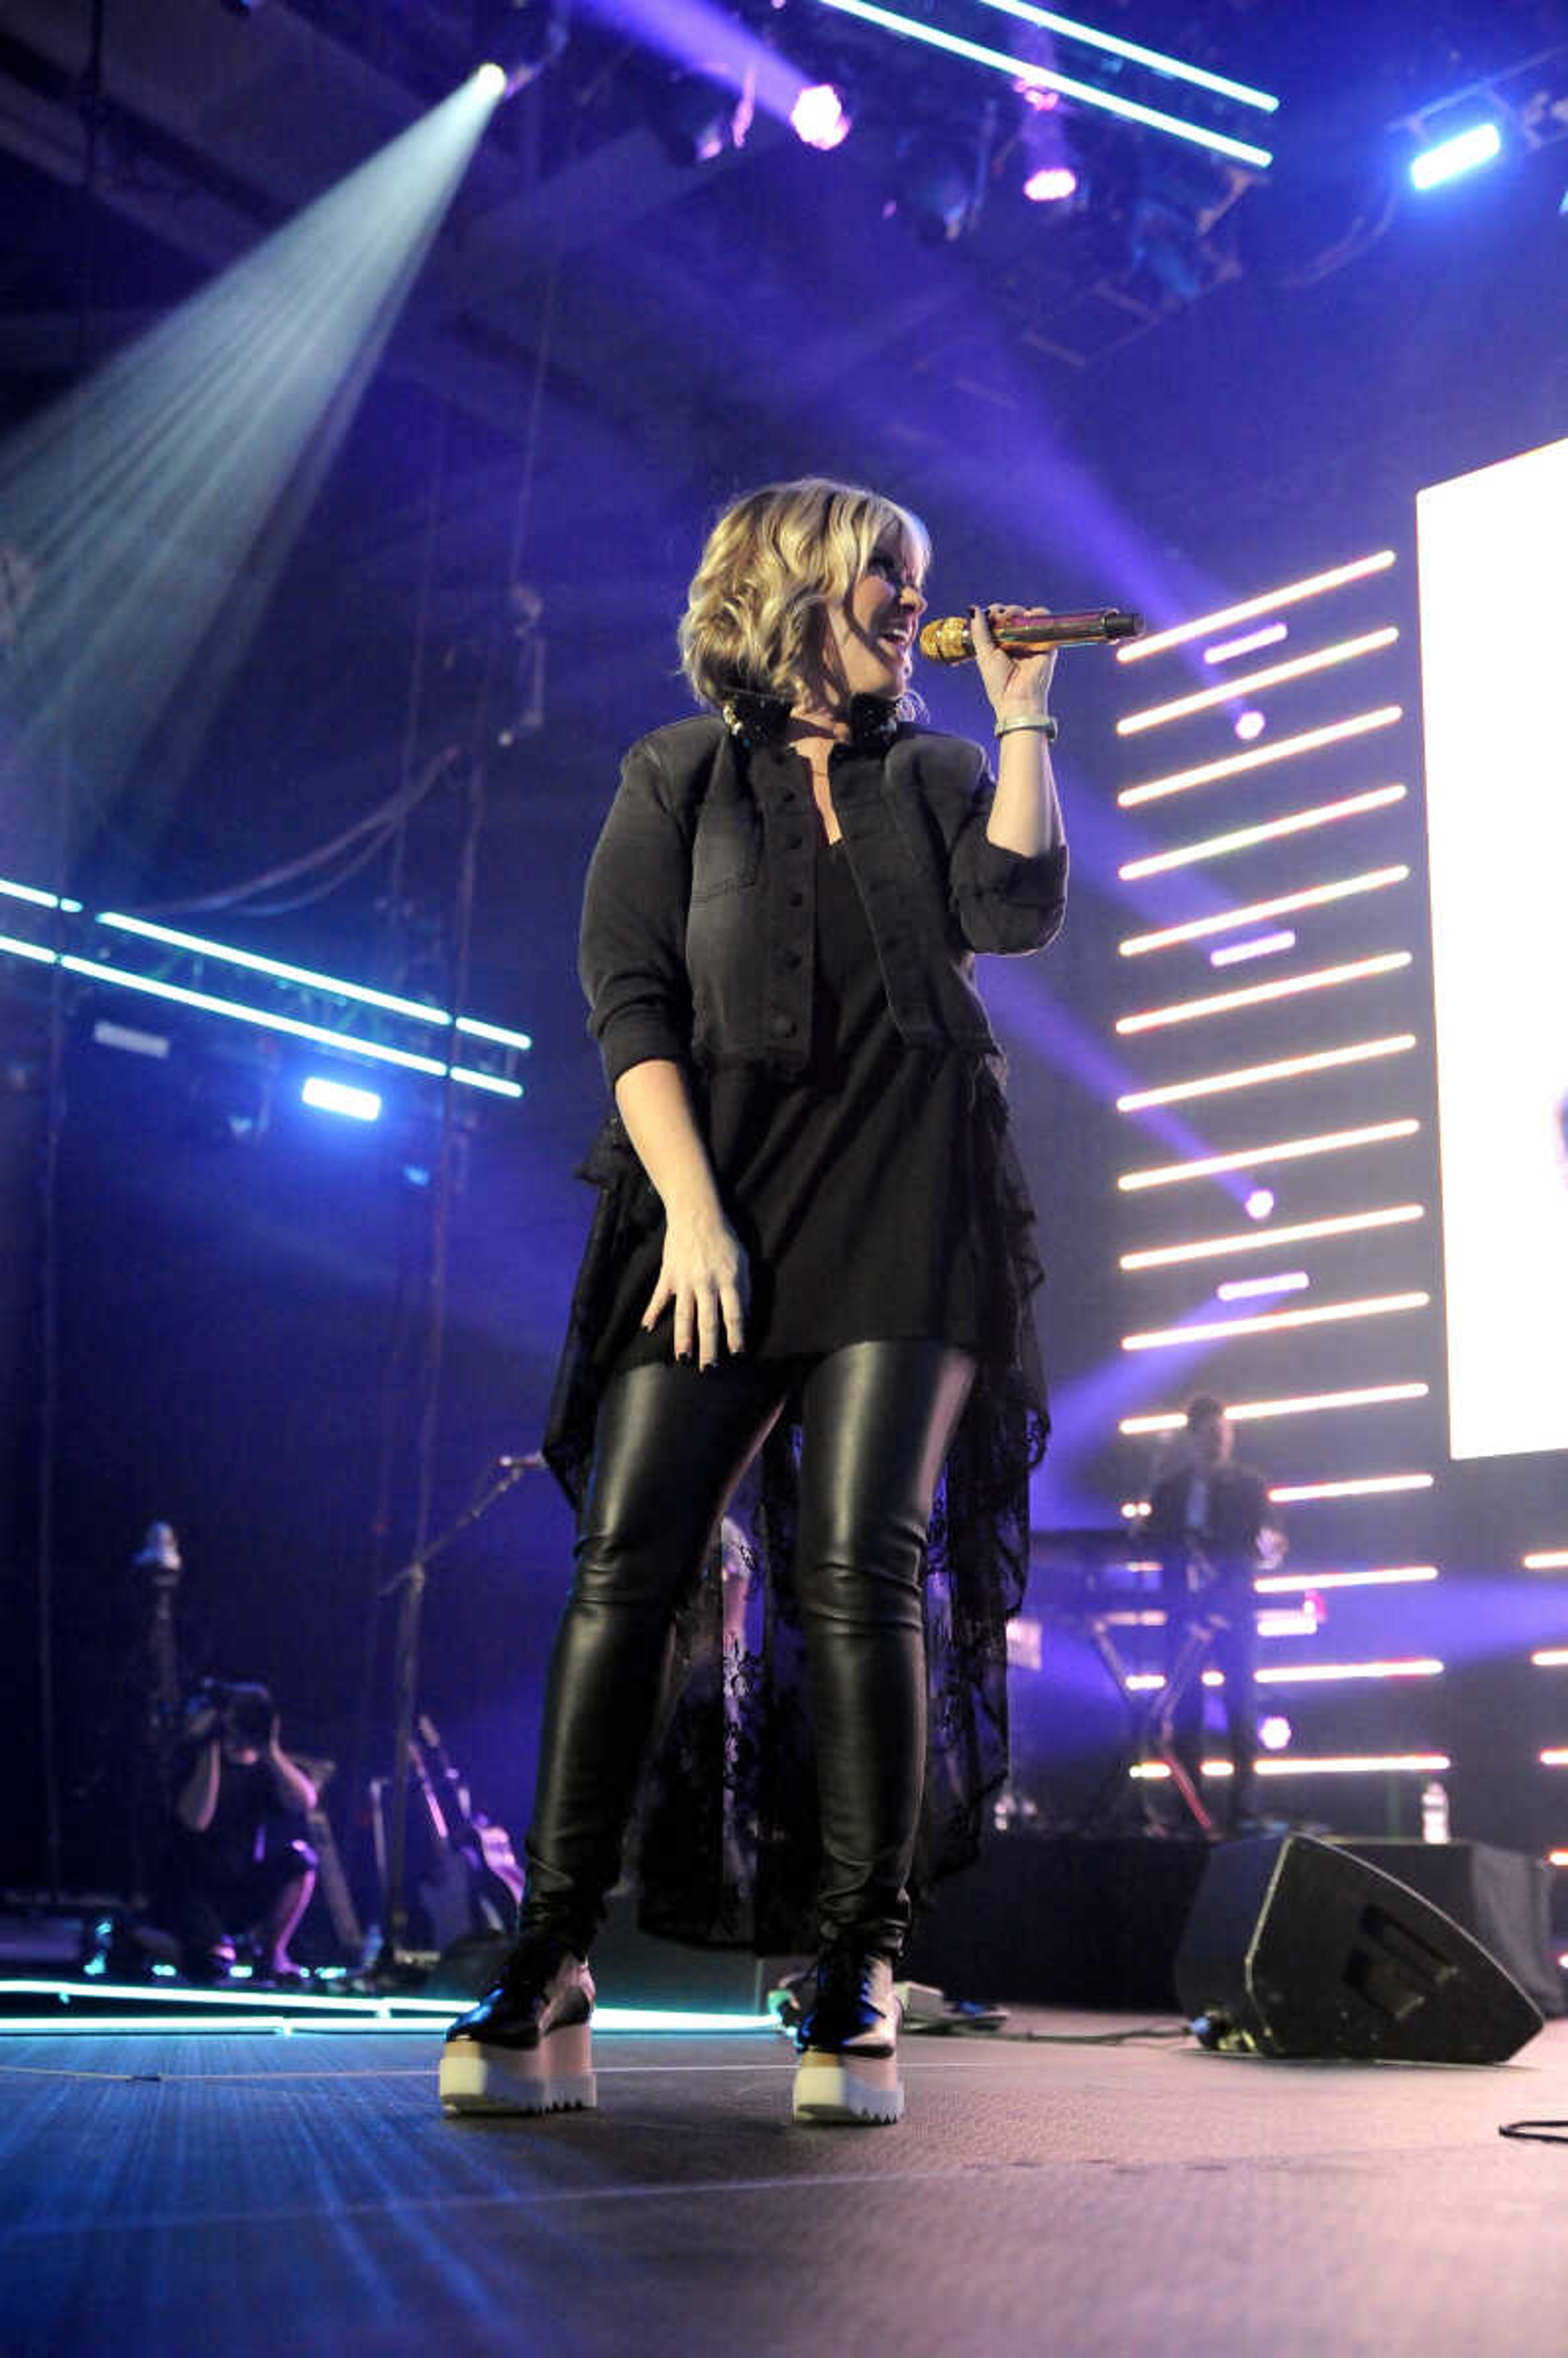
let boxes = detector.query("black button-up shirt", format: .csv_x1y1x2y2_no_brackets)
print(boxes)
579,714,1068,1089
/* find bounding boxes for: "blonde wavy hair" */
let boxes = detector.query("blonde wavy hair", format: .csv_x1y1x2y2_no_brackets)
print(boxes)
678,477,931,715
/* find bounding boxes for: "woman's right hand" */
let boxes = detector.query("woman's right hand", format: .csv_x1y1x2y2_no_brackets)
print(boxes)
641,1205,750,1369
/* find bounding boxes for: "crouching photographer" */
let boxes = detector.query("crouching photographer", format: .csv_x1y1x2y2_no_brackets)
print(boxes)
153,1679,319,1986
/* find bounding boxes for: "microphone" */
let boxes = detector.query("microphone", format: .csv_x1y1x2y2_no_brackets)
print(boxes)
919,606,1144,665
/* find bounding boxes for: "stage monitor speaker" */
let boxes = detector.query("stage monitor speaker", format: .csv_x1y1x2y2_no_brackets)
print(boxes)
1174,1833,1544,2062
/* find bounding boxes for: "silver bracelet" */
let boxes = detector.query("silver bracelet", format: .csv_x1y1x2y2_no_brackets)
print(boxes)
994,711,1058,741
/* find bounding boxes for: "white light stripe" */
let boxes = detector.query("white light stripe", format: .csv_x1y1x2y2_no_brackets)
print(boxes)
967,0,1279,111
0,931,58,967
1255,1565,1439,1592
454,1014,533,1049
1254,1659,1444,1684
1132,1754,1451,1779
1119,866,1410,957
1116,950,1411,1033
1550,1851,1568,1866
1116,550,1397,663
1532,1650,1568,1668
1120,1203,1424,1267
97,910,533,1051
1255,1753,1449,1776
97,911,457,1026
1118,709,1404,810
1120,1383,1430,1435
1204,624,1288,665
1118,628,1399,736
1268,1472,1434,1502
1216,1271,1310,1300
1541,1751,1568,1767
1209,931,1296,966
50,956,525,1098
0,876,83,914
1117,1119,1419,1191
1524,1551,1568,1571
0,1979,773,2034
1117,1034,1417,1112
1122,1292,1428,1350
814,0,1274,165
1117,784,1406,881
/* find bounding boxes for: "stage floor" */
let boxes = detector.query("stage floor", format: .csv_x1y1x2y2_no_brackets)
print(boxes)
5,2013,1568,2356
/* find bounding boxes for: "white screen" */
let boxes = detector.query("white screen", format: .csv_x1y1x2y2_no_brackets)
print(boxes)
1418,436,1568,1460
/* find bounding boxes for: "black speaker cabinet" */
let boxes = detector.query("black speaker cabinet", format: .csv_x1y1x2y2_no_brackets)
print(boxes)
1174,1833,1545,2062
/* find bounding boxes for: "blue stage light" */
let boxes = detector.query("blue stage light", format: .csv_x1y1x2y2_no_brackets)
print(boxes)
302,1075,383,1122
1410,121,1502,192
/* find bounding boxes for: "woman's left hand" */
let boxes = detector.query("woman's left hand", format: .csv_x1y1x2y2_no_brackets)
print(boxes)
971,604,1057,724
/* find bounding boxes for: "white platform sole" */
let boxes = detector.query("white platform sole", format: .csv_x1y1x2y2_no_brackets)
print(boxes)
439,2022,596,2117
792,2048,904,2125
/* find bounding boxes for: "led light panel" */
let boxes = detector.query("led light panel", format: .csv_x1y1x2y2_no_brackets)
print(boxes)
1117,1036,1417,1112
1122,1291,1428,1349
1117,1120,1419,1192
1117,628,1398,737
1419,436,1568,1459
1116,951,1410,1034
1118,785,1405,881
1118,709,1403,810
1120,1204,1424,1268
1119,866,1410,957
1120,1383,1430,1433
1116,552,1396,664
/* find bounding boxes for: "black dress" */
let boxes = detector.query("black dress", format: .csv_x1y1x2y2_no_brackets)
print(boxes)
607,747,1016,1376
544,733,1049,1952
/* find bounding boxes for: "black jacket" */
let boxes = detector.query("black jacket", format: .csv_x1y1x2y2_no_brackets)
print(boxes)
578,714,1069,1089
1147,1460,1273,1587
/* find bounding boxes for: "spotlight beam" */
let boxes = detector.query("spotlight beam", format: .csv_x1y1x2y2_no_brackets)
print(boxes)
0,72,504,813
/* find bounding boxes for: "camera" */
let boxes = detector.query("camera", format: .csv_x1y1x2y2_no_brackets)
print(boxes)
193,1677,274,1746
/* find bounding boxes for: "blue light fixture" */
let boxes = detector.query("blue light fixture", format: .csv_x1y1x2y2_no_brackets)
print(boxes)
302,1075,383,1122
1409,120,1502,192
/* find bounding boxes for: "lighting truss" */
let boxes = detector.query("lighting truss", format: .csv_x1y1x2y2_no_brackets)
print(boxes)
1117,1119,1420,1191
1116,551,1396,664
1117,785,1406,882
1121,1291,1429,1349
1115,951,1411,1034
1116,629,1399,737
813,0,1274,167
1116,1035,1417,1112
1118,867,1410,957
1119,1382,1430,1433
1120,1203,1425,1268
1118,712,1405,813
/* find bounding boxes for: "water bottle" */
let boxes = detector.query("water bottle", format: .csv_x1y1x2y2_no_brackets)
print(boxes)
1420,1779,1450,1843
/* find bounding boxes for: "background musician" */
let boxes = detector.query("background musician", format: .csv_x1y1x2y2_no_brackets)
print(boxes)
1145,1397,1284,1837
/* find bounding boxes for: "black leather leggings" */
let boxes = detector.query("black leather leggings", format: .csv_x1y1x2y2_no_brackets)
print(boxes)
521,1339,976,1961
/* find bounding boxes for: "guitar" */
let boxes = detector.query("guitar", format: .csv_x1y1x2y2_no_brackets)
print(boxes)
292,1755,368,1961
407,1719,523,1948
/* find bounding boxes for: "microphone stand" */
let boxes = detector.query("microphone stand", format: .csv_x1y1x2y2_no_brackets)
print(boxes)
366,1452,542,1988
